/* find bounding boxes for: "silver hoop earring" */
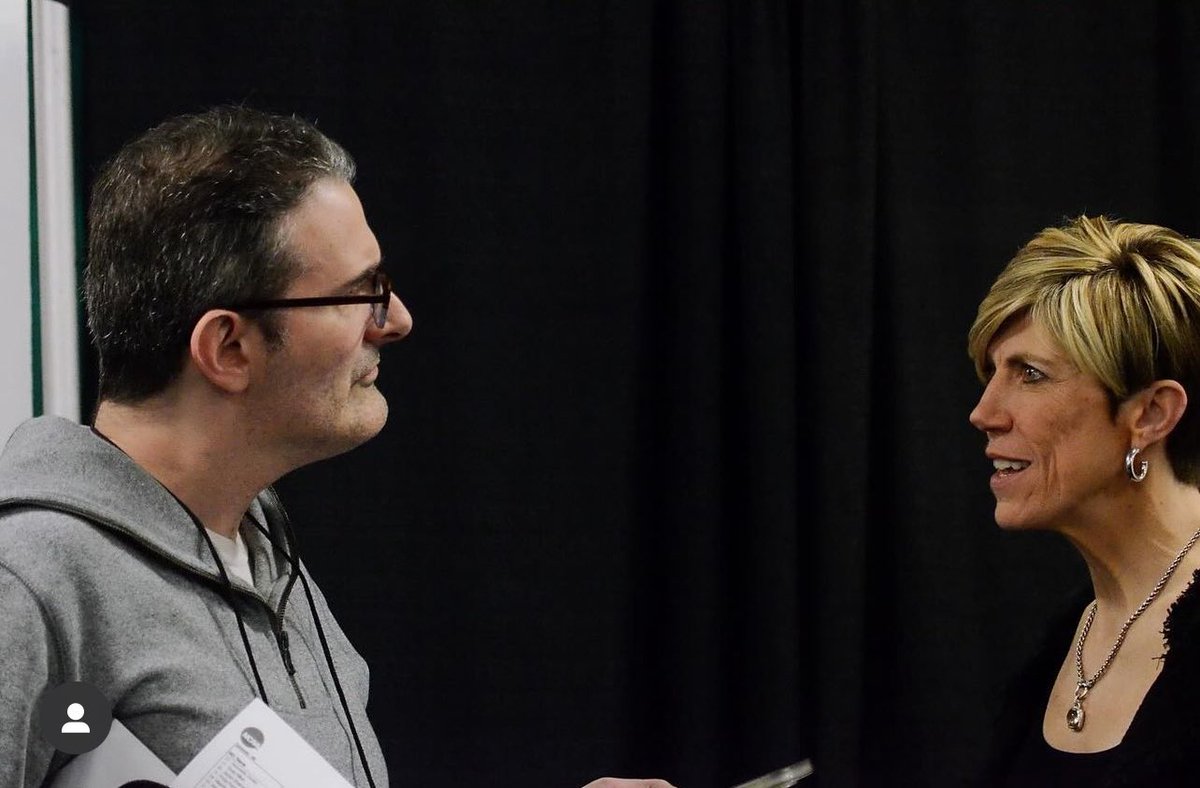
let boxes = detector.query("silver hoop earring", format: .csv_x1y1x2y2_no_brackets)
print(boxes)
1125,447,1148,482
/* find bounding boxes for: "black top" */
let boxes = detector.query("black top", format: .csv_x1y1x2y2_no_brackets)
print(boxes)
985,570,1200,786
1004,712,1118,785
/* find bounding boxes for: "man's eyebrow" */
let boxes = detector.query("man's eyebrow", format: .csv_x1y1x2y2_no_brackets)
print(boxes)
335,261,383,293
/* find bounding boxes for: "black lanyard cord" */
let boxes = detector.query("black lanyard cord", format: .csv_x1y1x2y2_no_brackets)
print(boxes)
256,487,378,788
188,509,272,705
88,428,269,700
295,567,378,788
175,488,377,787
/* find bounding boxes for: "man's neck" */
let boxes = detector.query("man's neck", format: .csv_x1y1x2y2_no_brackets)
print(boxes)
93,396,282,539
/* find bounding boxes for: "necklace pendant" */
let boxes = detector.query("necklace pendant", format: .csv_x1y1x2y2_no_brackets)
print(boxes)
1066,701,1085,732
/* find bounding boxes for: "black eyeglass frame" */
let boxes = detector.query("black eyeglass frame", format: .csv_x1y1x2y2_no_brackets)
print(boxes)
221,270,392,328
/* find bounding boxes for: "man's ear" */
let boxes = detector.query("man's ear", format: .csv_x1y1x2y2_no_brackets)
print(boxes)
189,310,259,394
1125,380,1189,448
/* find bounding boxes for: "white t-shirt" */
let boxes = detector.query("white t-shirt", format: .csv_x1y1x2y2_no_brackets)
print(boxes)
205,527,255,588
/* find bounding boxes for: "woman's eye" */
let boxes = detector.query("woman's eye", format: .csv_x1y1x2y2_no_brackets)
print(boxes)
1021,365,1046,382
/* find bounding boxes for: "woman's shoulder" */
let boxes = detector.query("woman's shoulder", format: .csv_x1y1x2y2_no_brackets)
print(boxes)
1162,567,1200,653
1096,568,1200,785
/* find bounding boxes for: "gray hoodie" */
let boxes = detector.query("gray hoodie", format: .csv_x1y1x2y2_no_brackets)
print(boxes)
0,416,389,787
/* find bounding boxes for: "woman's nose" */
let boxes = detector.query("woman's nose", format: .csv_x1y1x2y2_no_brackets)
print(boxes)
968,379,1008,433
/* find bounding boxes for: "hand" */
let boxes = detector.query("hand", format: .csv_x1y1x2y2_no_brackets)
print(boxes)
581,780,677,788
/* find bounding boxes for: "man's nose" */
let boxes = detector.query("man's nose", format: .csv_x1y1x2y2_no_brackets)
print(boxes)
368,292,413,345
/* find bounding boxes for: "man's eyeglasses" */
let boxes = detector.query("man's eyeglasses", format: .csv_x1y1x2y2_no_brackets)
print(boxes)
222,270,392,329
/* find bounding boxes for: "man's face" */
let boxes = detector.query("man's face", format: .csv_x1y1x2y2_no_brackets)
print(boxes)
255,178,412,464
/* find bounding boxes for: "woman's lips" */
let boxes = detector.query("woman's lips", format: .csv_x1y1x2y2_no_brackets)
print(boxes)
989,459,1030,491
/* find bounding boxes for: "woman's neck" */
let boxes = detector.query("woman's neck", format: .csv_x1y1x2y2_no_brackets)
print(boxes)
1063,479,1200,619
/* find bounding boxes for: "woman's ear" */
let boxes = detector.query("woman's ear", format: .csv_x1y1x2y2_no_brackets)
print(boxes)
189,310,256,394
1126,380,1189,448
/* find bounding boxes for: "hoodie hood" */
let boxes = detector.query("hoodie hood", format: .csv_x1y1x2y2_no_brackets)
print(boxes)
0,415,285,593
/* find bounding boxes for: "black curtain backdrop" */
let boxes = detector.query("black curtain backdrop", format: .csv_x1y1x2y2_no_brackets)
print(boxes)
71,2,1200,786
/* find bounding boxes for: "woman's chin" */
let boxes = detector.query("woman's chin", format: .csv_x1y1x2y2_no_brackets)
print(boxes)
993,503,1044,532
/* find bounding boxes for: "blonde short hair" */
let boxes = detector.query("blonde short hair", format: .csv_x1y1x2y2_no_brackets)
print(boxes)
968,215,1200,483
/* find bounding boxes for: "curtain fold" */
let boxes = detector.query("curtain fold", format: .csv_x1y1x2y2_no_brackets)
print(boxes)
626,2,803,784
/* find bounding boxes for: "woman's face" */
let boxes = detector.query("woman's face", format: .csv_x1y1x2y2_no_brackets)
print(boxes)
969,315,1131,531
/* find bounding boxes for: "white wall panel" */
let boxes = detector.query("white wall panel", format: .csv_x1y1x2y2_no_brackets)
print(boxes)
0,0,35,443
33,0,79,422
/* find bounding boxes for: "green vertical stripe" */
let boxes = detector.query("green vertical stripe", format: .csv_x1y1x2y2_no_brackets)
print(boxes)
26,0,43,416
